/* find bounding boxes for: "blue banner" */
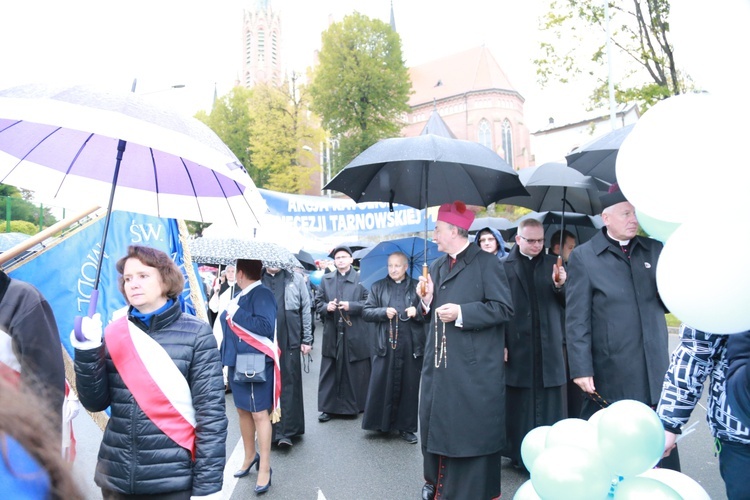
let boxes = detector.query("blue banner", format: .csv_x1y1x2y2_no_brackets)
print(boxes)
8,211,197,357
259,189,434,240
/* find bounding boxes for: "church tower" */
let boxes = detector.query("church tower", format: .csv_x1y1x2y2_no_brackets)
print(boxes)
241,0,282,88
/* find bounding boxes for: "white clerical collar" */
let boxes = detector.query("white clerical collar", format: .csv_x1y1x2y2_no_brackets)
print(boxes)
519,250,536,260
449,241,471,259
238,280,261,297
606,231,632,246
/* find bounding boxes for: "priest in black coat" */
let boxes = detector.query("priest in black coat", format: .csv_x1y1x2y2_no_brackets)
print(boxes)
566,185,680,470
502,218,567,470
314,245,371,421
418,201,514,500
361,251,425,444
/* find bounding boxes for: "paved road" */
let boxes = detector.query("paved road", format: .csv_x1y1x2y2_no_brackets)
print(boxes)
71,325,726,499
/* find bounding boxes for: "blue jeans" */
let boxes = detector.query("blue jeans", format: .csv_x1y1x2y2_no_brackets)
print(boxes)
719,439,750,500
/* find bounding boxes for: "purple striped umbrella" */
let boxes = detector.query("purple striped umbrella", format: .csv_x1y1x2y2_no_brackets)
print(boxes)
0,83,268,337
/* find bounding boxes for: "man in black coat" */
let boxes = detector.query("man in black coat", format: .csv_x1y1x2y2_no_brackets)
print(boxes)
262,266,312,447
503,218,567,470
418,201,514,500
314,245,371,421
565,185,680,470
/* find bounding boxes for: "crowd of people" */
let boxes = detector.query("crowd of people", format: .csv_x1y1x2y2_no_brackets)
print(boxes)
2,185,750,499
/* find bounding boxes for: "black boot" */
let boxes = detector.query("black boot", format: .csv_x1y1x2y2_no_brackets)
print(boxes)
421,482,435,500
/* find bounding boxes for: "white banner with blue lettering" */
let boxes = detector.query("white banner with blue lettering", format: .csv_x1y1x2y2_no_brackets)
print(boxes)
260,189,434,241
8,211,197,357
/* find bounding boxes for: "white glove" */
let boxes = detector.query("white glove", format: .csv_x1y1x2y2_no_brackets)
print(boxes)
70,313,103,350
225,301,240,319
62,391,81,423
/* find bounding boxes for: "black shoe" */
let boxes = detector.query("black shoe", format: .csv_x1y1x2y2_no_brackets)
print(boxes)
421,482,435,500
318,412,331,422
233,452,260,478
277,437,292,447
399,431,418,444
254,468,272,495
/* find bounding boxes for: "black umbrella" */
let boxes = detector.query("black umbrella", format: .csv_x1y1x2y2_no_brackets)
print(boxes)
469,217,514,235
294,250,317,271
505,211,603,246
497,162,600,264
324,133,527,289
565,124,635,189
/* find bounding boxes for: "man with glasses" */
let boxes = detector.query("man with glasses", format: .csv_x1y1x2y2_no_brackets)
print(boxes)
565,184,680,470
502,218,567,471
314,245,371,423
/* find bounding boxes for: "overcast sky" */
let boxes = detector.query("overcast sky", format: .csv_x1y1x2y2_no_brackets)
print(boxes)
0,1,745,131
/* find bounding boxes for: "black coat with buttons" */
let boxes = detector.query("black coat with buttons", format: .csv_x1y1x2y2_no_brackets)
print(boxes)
419,244,514,457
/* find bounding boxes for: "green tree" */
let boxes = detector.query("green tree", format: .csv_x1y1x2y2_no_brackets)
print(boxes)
196,86,256,183
248,75,317,193
535,0,688,112
309,12,412,172
0,184,58,229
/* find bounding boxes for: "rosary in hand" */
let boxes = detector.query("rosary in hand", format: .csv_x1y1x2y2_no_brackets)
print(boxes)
434,311,447,368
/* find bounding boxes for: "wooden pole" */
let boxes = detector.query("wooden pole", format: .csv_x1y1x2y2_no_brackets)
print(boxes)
0,206,101,266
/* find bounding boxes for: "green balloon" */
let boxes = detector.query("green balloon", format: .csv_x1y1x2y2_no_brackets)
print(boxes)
636,209,681,243
613,477,682,499
531,445,613,500
513,480,541,500
597,400,666,477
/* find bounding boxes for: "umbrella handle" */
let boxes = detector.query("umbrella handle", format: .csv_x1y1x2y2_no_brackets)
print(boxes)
73,290,100,342
554,255,562,282
420,263,428,297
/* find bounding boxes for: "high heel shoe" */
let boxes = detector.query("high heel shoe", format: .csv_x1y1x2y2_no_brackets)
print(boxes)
233,452,260,478
254,468,272,494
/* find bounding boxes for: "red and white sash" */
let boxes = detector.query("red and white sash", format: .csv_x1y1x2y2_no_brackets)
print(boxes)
226,316,282,423
105,317,197,460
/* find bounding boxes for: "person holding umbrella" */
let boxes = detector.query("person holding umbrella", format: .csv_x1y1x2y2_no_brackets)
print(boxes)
72,245,228,498
314,245,371,422
220,259,279,494
418,201,514,500
361,251,425,444
502,218,567,471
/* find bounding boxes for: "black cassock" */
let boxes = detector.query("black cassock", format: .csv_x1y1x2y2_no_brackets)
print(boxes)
502,249,566,467
361,276,424,433
262,270,312,441
315,268,371,415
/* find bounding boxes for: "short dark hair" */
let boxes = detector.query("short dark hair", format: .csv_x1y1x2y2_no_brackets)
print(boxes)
549,229,575,247
237,259,263,281
116,245,184,301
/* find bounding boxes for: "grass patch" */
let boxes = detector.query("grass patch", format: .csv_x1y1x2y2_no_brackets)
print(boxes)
666,313,681,328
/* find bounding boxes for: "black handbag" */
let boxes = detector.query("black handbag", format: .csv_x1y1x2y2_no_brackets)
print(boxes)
233,353,267,383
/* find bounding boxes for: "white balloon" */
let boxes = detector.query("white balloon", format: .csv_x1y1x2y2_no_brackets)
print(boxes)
656,211,750,334
639,468,711,500
616,93,746,223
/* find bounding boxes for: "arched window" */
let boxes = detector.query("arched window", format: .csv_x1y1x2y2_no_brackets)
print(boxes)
258,29,265,62
501,119,513,167
478,119,492,149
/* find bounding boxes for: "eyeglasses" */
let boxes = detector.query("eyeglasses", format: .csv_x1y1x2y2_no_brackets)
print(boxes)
518,235,545,245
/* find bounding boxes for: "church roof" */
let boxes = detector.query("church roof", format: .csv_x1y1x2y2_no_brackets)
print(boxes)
408,46,521,108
